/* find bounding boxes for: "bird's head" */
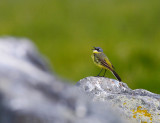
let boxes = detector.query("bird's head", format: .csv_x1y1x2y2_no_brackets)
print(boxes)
92,47,103,53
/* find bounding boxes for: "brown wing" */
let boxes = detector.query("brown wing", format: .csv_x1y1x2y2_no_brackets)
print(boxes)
97,57,113,71
94,53,114,70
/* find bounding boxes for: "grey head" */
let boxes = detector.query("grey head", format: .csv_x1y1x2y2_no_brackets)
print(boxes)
93,47,103,52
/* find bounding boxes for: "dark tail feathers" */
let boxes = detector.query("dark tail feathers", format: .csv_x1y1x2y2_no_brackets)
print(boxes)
112,70,121,81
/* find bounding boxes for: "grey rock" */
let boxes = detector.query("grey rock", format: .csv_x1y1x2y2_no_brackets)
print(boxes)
0,37,124,123
77,77,160,123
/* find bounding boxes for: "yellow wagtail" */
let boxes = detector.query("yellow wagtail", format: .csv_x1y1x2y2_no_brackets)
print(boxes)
91,47,121,81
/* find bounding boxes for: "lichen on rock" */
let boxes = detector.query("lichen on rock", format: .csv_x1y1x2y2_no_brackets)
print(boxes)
77,76,160,123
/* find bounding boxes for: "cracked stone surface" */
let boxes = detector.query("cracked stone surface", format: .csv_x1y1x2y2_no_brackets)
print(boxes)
77,77,160,123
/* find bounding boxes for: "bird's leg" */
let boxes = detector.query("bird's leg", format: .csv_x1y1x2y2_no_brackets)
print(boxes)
103,69,106,77
97,69,103,76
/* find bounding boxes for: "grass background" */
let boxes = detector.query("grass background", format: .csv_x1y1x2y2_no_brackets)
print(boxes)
1,0,160,93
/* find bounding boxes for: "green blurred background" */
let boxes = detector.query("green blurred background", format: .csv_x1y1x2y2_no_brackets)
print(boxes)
1,0,160,93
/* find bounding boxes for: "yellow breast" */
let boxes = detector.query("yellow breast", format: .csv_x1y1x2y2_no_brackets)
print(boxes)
91,53,110,70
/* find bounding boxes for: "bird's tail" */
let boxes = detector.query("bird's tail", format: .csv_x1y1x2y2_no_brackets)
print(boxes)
111,70,121,81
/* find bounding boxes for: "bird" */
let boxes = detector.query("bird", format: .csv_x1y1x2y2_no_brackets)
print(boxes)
91,47,121,81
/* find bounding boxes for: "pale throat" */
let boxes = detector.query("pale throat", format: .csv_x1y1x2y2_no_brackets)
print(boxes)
93,50,101,54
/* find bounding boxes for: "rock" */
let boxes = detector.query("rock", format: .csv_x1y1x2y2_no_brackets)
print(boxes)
77,77,160,123
0,37,124,123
